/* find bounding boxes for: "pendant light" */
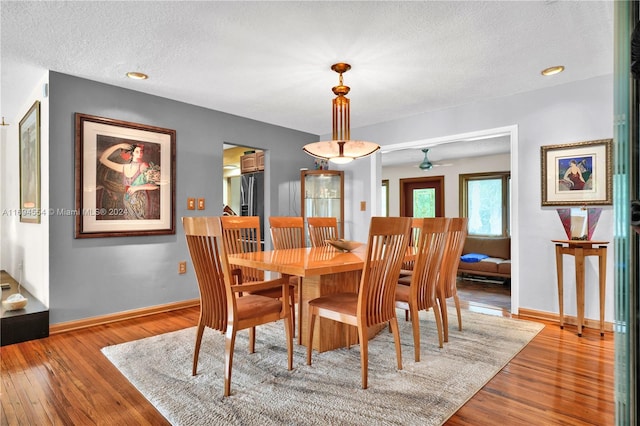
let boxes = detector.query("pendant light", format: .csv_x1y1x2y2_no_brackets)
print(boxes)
303,63,380,164
419,148,433,170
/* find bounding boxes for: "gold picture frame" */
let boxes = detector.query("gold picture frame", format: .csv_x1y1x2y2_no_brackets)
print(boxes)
540,138,612,206
74,113,176,238
19,101,41,223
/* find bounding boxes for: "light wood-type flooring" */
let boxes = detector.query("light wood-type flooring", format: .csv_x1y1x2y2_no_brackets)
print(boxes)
1,278,614,425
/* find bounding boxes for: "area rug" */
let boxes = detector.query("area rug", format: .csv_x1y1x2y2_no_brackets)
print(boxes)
101,309,544,425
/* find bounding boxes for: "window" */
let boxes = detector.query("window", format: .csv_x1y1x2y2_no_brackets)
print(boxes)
381,180,389,216
459,172,510,237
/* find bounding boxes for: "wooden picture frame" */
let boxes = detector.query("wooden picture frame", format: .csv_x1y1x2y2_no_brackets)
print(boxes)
74,113,176,238
19,101,41,223
541,138,612,206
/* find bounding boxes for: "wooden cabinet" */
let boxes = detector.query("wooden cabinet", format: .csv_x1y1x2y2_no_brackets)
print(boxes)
240,151,265,173
301,170,344,244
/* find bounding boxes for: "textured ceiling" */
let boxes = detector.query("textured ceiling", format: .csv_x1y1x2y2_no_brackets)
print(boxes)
1,1,613,166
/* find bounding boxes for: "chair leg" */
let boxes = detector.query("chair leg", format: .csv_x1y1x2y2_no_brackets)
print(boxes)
289,288,296,341
249,326,256,353
297,278,303,345
284,305,293,371
409,306,421,362
192,323,205,376
433,300,444,348
439,287,450,343
224,327,237,397
389,318,403,371
454,292,462,331
306,309,316,365
358,326,369,389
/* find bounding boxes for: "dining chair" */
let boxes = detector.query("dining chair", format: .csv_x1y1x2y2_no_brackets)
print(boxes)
395,217,450,361
182,216,293,397
307,216,339,247
220,216,297,336
437,217,468,343
306,216,412,389
269,216,305,343
399,217,424,276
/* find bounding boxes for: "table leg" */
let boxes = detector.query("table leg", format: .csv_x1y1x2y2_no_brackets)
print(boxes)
574,248,585,337
555,244,564,329
598,246,607,336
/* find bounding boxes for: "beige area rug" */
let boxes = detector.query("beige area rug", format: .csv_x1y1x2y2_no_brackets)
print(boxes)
101,309,544,425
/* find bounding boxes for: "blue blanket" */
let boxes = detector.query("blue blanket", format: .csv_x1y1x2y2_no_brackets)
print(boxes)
460,253,489,263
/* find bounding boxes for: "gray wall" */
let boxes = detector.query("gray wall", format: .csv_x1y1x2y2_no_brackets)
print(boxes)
48,72,317,324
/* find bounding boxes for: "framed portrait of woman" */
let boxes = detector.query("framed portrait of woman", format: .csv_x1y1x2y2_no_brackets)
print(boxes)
74,113,176,238
540,138,612,206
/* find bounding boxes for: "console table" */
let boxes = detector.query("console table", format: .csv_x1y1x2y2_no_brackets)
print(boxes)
552,239,608,336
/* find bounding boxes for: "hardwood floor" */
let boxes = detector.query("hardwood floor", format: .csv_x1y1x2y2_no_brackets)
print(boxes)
1,283,614,425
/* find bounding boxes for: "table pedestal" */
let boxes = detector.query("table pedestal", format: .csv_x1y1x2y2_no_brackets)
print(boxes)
552,239,608,336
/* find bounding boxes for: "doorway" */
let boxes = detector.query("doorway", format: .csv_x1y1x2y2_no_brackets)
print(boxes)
379,125,519,314
399,176,444,217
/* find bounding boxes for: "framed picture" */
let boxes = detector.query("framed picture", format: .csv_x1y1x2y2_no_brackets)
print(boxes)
19,101,41,223
74,113,176,238
541,138,612,206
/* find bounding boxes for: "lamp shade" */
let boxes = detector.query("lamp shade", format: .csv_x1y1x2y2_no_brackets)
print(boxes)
303,140,380,164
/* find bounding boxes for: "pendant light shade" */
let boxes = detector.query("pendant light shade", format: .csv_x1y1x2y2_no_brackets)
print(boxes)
419,148,433,170
303,63,380,164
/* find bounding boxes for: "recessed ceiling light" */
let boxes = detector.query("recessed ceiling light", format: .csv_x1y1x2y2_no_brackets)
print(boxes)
126,71,148,80
541,66,565,76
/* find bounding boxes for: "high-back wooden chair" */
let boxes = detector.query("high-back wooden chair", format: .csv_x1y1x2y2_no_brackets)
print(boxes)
395,217,450,361
307,217,339,247
269,216,305,250
220,216,296,335
220,216,264,282
182,216,293,397
437,217,468,343
269,216,305,343
306,216,412,389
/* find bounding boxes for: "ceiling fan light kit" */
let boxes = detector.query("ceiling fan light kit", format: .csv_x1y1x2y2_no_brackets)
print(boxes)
419,148,433,170
303,63,380,164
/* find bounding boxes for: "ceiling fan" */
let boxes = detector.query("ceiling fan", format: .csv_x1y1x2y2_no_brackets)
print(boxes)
418,148,436,170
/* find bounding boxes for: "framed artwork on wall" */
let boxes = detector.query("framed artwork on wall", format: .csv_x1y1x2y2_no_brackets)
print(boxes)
540,138,612,206
74,113,176,238
19,100,41,223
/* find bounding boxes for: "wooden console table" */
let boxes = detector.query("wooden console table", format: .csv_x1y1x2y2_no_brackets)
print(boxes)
552,239,608,336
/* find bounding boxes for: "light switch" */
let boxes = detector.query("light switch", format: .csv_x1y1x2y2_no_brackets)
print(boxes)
187,198,195,210
197,198,205,210
360,201,366,211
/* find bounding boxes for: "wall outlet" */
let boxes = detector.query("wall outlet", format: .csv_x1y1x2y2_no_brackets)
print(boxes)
178,261,187,274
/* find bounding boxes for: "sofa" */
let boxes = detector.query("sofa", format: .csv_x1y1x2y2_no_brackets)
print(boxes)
457,236,511,280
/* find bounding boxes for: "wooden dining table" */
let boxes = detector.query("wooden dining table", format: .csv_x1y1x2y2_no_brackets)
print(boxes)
227,244,414,352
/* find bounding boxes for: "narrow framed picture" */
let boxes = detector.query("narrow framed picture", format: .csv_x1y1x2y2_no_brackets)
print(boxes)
19,100,41,223
74,113,176,238
540,138,612,206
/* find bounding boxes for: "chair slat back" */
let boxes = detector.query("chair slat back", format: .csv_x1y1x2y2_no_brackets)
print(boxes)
402,217,424,270
439,217,468,298
410,217,450,310
269,216,305,249
182,216,234,332
220,216,264,282
358,216,412,328
307,217,339,247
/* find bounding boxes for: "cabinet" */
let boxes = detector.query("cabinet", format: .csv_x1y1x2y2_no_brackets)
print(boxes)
301,170,344,244
240,151,264,174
